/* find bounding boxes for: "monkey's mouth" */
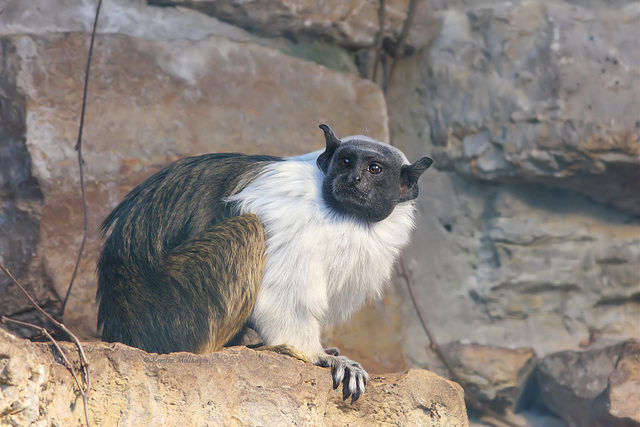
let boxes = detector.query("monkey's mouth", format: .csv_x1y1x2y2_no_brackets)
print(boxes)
332,185,370,205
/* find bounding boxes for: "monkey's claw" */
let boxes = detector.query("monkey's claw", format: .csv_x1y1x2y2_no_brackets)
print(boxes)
315,354,369,402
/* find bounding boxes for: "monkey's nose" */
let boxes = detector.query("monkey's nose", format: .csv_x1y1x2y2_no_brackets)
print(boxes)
346,172,361,183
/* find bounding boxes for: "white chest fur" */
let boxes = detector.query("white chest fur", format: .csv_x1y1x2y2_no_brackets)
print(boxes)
227,152,416,353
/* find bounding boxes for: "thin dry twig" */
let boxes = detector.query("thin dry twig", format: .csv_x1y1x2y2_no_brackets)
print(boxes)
1,316,91,426
0,2,102,425
0,265,91,387
396,256,523,427
1,264,91,426
61,0,103,316
386,0,418,94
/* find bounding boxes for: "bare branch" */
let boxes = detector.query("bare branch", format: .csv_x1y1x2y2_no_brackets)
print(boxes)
0,263,91,396
386,0,418,94
1,316,91,427
371,0,386,84
61,0,103,316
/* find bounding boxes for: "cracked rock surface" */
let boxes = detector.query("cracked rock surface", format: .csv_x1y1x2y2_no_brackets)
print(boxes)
0,329,468,426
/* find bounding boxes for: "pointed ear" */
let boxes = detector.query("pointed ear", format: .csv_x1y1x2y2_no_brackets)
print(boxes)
317,124,341,173
399,156,433,202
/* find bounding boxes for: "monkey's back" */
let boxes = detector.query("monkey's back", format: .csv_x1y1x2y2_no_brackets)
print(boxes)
97,153,278,354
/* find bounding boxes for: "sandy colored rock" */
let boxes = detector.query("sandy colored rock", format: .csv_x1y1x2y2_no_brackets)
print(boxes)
440,342,537,411
593,340,640,426
0,328,468,426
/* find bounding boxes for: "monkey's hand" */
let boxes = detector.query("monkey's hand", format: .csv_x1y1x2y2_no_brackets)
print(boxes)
315,354,369,402
323,347,340,356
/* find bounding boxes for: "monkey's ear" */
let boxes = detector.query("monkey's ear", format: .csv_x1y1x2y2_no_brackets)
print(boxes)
399,156,433,202
317,124,341,173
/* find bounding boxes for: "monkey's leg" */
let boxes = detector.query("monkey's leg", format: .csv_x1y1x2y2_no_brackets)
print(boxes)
103,213,266,354
163,213,267,354
255,344,311,363
249,269,366,400
253,344,338,359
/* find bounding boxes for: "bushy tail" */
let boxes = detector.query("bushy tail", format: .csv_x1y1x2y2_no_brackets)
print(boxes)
97,214,266,354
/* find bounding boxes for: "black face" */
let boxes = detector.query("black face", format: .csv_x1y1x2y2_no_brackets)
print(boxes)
317,124,433,223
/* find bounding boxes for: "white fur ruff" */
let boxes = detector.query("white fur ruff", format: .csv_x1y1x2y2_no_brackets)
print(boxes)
227,151,416,357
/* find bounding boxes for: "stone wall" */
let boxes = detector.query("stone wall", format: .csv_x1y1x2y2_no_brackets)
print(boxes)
0,0,638,425
387,0,639,363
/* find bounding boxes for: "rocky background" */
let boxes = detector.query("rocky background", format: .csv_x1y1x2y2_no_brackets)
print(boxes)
0,0,638,426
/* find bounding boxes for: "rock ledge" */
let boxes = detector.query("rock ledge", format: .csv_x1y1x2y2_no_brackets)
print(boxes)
0,328,468,426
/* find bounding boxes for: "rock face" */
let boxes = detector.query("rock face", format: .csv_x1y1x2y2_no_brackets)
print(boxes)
0,57,49,323
0,329,469,426
387,0,639,364
0,0,638,425
413,1,640,214
440,341,537,411
149,0,440,52
536,340,640,427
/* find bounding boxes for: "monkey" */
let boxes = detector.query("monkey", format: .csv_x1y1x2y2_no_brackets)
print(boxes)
97,124,433,401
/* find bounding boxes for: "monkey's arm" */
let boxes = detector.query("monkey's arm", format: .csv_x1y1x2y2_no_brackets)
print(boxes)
256,344,368,401
249,278,369,401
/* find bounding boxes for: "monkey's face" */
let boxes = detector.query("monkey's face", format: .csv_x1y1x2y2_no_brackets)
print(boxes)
321,141,411,223
316,125,433,223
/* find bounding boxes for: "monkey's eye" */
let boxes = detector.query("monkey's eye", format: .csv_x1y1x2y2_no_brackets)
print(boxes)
339,157,351,167
368,163,382,174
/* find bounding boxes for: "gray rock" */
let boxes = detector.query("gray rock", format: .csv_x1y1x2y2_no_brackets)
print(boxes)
411,0,640,213
440,342,537,411
147,0,440,51
0,41,48,319
469,189,639,331
0,0,358,73
387,0,639,367
537,340,640,427
592,340,640,426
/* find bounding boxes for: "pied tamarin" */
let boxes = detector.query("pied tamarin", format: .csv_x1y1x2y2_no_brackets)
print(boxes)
97,124,433,401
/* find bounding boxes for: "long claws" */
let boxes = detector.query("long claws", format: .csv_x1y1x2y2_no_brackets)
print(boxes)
333,362,345,389
342,369,351,400
315,353,369,402
352,375,365,402
344,370,357,401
